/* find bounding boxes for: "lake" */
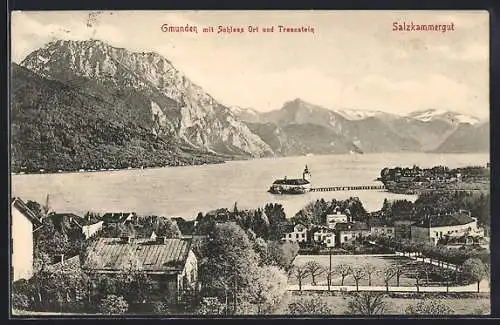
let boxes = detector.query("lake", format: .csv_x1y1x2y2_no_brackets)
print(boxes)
11,152,489,220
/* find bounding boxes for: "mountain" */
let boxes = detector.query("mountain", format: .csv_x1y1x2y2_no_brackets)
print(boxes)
229,106,262,123
406,109,482,125
11,62,230,172
19,39,273,159
434,121,490,153
236,99,486,154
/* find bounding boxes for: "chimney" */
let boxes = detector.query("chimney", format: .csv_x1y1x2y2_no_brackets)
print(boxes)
60,254,65,265
121,236,133,244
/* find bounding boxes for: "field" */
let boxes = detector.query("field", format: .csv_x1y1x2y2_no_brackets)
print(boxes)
291,254,443,287
276,292,490,315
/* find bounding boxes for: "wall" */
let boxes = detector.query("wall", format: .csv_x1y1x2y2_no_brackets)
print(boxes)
11,205,34,281
411,221,478,245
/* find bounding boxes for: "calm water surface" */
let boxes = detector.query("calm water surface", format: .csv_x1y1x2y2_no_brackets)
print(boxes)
11,153,489,219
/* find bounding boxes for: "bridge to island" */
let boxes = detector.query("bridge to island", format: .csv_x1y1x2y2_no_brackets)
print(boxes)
310,185,386,192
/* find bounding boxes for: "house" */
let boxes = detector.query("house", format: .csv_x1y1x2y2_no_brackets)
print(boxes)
410,210,483,245
313,227,336,248
83,236,198,304
11,197,43,281
326,206,349,229
368,219,395,238
49,213,103,240
46,255,81,272
335,222,370,246
281,223,308,243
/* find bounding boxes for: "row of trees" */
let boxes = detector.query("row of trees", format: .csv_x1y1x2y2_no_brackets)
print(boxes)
291,256,488,293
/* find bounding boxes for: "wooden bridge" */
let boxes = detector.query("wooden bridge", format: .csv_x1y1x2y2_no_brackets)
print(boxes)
310,185,386,192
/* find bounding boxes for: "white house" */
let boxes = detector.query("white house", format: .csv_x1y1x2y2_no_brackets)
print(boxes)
335,222,370,246
411,210,483,245
282,223,308,243
368,219,395,238
11,197,43,281
313,227,336,248
326,207,349,229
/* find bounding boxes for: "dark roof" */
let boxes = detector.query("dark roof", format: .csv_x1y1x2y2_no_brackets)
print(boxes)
11,197,42,227
413,211,475,228
83,237,193,273
273,178,310,185
368,218,394,227
336,222,370,232
47,255,81,272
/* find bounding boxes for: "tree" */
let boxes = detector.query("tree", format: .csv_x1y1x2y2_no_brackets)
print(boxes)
304,261,324,286
346,292,388,316
200,222,261,314
156,216,181,238
392,262,406,287
350,267,366,292
441,268,456,293
363,263,377,286
461,258,486,293
336,264,351,286
99,295,128,315
288,295,333,315
266,241,299,271
248,265,288,314
379,266,396,292
405,299,453,315
292,265,309,291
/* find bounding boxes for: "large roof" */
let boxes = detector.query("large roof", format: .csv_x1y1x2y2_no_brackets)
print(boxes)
83,237,192,273
413,211,475,228
11,197,42,226
336,222,370,232
273,178,310,185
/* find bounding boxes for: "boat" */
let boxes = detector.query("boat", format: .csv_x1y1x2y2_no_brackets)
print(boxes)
268,165,312,195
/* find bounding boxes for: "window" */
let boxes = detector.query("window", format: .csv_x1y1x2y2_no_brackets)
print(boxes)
296,233,299,238
288,233,292,238
302,233,305,238
344,236,348,242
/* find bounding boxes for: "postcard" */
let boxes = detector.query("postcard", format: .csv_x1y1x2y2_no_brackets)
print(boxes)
9,10,490,317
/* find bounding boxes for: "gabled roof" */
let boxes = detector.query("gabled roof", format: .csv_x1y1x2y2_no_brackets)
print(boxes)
11,197,42,227
413,211,475,228
83,237,193,273
101,212,136,223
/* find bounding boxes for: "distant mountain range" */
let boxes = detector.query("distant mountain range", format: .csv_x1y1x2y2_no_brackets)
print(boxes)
11,39,489,171
232,99,489,155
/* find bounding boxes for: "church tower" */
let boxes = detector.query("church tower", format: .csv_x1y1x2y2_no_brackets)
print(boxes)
302,165,311,182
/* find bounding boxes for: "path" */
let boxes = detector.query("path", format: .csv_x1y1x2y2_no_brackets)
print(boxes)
288,279,490,293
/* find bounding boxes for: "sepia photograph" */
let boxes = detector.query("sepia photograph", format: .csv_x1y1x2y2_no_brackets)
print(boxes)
9,10,490,317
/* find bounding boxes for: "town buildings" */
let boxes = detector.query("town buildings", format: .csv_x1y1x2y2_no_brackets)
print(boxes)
410,210,484,245
11,197,42,281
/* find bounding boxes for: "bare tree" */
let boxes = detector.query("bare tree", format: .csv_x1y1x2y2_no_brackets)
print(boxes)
392,262,406,287
379,266,396,292
350,267,366,292
347,292,388,315
335,264,351,286
292,265,309,291
363,263,377,286
304,261,324,286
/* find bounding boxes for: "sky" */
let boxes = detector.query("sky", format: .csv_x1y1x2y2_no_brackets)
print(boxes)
11,10,489,119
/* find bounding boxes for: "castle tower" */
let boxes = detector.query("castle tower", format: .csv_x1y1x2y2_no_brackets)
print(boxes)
302,165,311,182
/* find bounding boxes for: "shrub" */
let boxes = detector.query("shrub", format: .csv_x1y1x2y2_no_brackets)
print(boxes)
405,299,453,315
152,302,170,315
12,293,30,310
99,295,129,315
